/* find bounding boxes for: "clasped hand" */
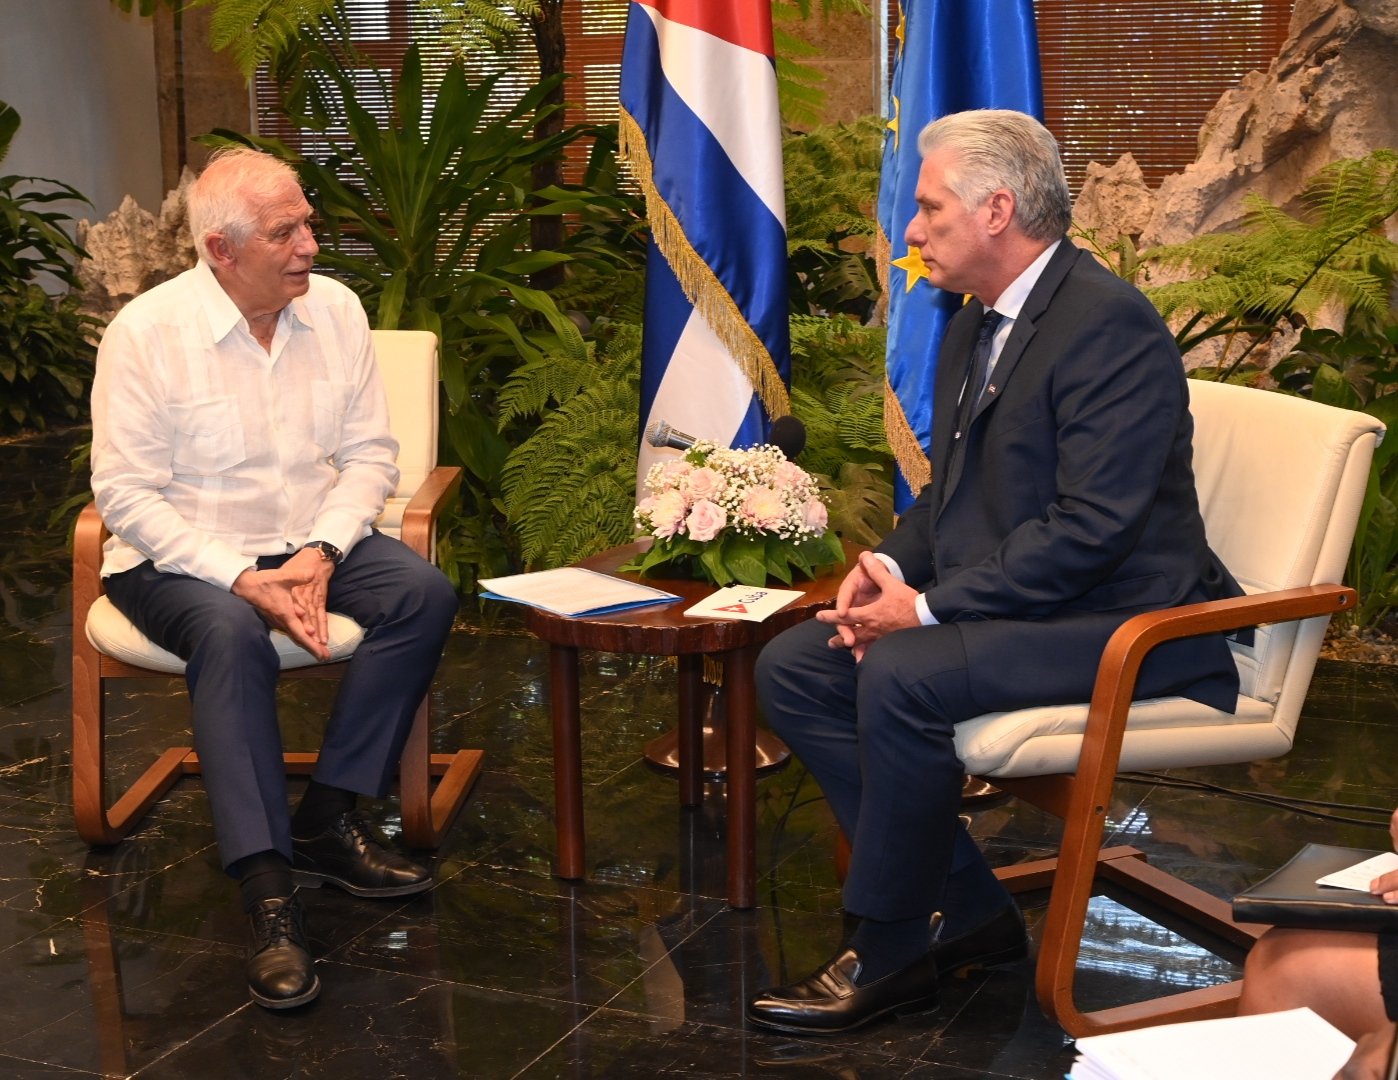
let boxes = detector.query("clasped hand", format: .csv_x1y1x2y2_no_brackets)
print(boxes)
815,550,920,661
231,548,334,662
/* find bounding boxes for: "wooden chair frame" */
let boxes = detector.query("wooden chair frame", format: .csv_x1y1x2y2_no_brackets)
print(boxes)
72,462,483,849
989,583,1356,1037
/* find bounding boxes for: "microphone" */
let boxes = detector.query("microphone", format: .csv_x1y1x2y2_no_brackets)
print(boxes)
645,420,699,451
769,415,806,461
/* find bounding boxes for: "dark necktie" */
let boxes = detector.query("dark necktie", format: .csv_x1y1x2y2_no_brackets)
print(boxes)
953,309,1004,443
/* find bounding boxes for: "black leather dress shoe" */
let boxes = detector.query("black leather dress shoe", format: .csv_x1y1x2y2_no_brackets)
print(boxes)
247,894,319,1009
746,946,939,1035
291,811,432,898
933,902,1029,976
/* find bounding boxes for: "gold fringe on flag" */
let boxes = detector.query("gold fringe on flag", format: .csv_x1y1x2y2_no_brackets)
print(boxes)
873,222,931,494
884,377,932,493
618,107,791,421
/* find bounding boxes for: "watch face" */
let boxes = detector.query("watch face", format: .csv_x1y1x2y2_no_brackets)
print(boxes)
308,541,341,563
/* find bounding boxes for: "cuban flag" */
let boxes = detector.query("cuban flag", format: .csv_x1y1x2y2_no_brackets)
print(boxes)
879,0,1042,510
619,0,791,486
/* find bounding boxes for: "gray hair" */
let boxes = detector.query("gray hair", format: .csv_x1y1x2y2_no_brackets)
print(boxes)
916,110,1072,243
187,148,302,260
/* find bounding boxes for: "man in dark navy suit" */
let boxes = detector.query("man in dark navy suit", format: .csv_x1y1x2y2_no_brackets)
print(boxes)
748,110,1243,1035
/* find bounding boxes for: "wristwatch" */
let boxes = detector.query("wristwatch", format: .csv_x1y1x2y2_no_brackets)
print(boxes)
303,540,343,565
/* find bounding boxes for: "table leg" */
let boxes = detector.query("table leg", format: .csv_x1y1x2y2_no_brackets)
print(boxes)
549,644,586,880
724,645,758,909
677,653,704,807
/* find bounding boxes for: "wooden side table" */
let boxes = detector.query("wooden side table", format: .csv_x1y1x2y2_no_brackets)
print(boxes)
522,541,852,908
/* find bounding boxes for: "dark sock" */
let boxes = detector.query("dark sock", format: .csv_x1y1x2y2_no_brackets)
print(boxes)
848,915,932,984
233,850,293,912
936,827,1015,940
291,780,357,839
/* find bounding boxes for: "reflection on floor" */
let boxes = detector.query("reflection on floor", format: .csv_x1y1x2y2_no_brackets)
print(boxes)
3,425,1397,1079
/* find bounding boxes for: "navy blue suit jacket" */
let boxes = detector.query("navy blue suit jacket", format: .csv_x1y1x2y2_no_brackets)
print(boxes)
877,241,1242,712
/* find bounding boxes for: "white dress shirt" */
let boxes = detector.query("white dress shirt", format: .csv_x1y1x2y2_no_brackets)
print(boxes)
91,261,399,590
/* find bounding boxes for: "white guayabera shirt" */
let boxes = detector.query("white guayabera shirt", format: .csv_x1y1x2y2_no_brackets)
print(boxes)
91,261,399,591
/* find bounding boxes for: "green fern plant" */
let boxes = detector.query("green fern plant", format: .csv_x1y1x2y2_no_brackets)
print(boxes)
418,0,541,55
784,116,884,320
773,0,873,130
789,314,893,546
1140,150,1398,380
498,323,643,570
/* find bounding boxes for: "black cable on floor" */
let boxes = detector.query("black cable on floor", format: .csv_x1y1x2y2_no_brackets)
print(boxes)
1118,771,1395,829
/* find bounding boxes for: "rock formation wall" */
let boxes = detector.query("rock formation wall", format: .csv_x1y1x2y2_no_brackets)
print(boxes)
75,169,197,324
1076,0,1398,248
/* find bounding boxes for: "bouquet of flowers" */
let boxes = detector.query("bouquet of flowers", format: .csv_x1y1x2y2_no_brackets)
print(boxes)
621,441,845,587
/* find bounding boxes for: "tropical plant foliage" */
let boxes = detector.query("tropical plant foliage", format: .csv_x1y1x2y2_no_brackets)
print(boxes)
783,115,883,320
1140,150,1398,380
788,314,892,547
1273,321,1398,631
773,0,873,130
498,322,645,570
0,101,98,434
1083,152,1398,631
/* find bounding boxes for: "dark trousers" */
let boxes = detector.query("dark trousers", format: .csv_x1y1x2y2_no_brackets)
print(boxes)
756,610,1238,925
105,532,458,870
756,617,988,923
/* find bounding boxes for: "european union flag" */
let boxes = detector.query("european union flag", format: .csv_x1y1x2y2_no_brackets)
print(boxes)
878,0,1042,510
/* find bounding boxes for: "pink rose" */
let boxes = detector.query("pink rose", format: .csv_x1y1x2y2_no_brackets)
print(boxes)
649,490,687,539
740,485,786,530
685,499,728,542
802,497,828,532
683,466,725,502
773,461,807,490
658,460,692,486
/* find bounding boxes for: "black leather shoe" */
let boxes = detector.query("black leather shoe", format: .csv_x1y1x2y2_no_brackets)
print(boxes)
247,894,319,1009
746,946,939,1035
932,901,1029,976
291,811,432,898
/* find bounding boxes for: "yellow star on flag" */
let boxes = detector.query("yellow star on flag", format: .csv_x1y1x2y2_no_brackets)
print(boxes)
896,2,906,49
886,96,900,151
892,246,931,293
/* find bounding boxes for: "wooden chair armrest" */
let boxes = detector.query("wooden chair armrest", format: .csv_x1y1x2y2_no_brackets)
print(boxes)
73,502,109,620
399,465,463,559
1091,584,1355,728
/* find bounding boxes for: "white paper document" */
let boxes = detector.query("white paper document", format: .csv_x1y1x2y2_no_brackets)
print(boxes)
479,567,680,618
1067,1007,1354,1080
684,585,804,622
1317,851,1398,891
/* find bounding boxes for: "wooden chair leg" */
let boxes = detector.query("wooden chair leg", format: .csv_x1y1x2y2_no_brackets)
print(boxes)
398,695,485,849
72,624,193,844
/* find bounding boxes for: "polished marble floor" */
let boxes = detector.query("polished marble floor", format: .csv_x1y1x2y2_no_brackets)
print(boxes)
3,425,1398,1079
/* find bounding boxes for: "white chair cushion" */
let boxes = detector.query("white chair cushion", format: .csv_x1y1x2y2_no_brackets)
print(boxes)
85,595,364,674
956,692,1283,778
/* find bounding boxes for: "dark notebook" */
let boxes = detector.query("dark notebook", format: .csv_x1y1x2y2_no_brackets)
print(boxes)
1233,843,1398,932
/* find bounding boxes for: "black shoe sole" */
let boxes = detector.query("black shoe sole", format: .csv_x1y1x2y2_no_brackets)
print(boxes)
291,868,433,898
941,939,1030,978
250,973,322,1010
745,992,939,1036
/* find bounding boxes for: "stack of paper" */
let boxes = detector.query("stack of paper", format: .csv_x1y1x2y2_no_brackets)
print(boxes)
1068,1008,1354,1079
479,568,680,618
